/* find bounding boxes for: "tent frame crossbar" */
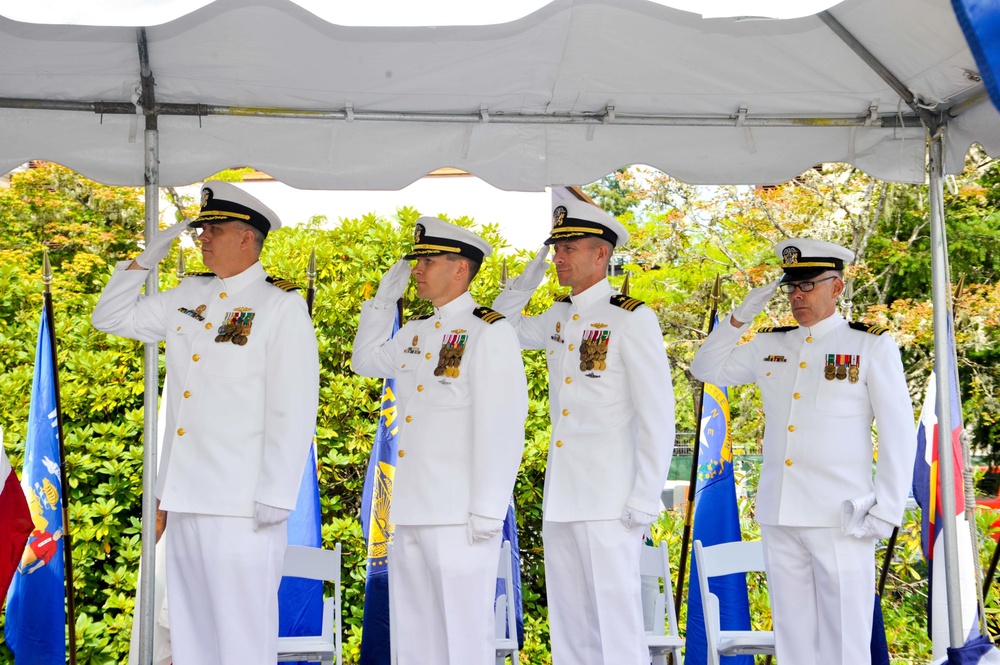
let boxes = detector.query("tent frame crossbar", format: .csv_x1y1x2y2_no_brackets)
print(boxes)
0,95,929,128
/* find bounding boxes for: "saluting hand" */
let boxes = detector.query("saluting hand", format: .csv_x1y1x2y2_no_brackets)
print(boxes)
506,245,550,293
134,219,190,270
731,278,781,326
374,259,412,304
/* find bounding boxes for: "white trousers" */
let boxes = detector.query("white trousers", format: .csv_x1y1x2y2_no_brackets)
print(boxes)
390,524,501,665
543,520,648,665
761,524,875,665
165,512,287,665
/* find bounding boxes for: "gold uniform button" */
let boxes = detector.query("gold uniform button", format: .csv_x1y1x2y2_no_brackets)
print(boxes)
787,425,796,432
219,292,227,299
192,354,200,362
565,377,572,384
785,459,793,467
572,314,580,321
183,391,191,399
556,440,564,448
425,353,432,359
417,385,424,392
177,428,185,436
398,450,405,458
793,392,801,400
799,361,807,369
176,326,182,331
562,409,569,416
568,344,575,351
405,415,413,423
205,323,212,329
434,322,441,329
806,336,814,343
766,372,771,377
401,364,406,369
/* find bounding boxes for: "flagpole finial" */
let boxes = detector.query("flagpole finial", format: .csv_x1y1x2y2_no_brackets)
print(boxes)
307,248,317,283
953,274,965,311
42,248,52,291
711,274,721,306
500,259,508,288
176,248,186,279
620,271,630,297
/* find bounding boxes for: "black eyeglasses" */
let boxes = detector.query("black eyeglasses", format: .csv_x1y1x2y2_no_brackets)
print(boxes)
779,275,838,294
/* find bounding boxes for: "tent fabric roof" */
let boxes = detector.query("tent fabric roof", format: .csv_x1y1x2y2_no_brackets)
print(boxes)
0,0,997,189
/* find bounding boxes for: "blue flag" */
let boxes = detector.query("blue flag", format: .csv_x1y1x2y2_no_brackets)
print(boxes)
277,441,324,657
685,332,752,665
952,0,1000,114
359,309,401,665
4,308,67,664
497,498,524,648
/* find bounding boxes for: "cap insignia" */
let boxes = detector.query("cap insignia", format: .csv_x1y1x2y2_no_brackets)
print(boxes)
781,245,801,265
414,223,425,243
201,187,212,208
553,206,567,228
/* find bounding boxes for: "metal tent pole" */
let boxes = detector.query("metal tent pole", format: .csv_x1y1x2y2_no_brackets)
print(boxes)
928,125,965,648
137,26,160,665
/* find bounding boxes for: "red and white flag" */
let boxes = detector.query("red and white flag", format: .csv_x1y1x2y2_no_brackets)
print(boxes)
1,428,34,602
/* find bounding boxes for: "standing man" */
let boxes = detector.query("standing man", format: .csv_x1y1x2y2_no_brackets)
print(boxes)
690,238,917,665
492,200,676,665
92,181,319,664
352,217,528,664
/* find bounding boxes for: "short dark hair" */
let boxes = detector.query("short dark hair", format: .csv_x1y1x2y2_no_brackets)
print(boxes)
445,253,482,283
235,221,265,253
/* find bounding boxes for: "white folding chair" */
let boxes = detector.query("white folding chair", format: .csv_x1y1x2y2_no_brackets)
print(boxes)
494,539,520,664
692,540,775,665
640,543,685,665
387,540,520,664
277,543,342,665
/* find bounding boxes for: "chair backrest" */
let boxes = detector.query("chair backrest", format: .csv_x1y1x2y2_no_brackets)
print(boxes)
693,538,767,665
639,543,680,638
283,543,342,584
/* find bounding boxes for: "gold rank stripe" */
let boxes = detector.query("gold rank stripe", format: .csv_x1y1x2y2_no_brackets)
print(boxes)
610,295,644,311
266,276,302,291
474,307,505,324
554,294,572,303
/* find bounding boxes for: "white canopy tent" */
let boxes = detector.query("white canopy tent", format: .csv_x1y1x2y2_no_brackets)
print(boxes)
1,0,993,660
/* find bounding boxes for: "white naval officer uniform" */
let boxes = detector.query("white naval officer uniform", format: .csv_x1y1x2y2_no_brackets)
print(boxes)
493,277,676,665
690,312,916,665
92,260,320,665
352,290,528,665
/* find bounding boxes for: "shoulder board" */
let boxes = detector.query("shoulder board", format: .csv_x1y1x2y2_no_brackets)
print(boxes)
413,314,433,321
185,271,215,278
610,294,645,312
554,294,573,304
266,276,302,292
849,321,890,335
758,325,798,333
473,307,505,324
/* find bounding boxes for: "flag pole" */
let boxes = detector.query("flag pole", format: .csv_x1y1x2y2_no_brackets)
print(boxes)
306,248,316,318
674,274,721,615
42,250,79,665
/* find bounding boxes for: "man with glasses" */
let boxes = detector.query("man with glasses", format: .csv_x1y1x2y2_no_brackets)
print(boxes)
690,238,916,665
92,181,320,664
